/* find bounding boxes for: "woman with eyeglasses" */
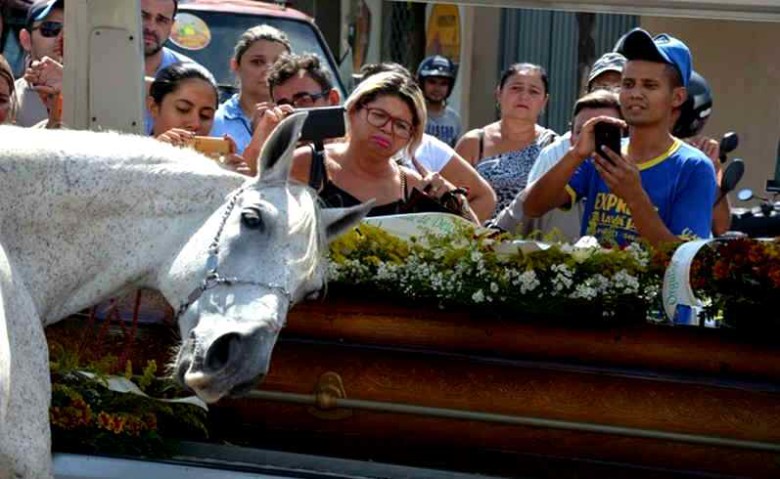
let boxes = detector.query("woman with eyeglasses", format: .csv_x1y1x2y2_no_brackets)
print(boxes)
290,71,478,222
456,63,558,218
210,24,292,155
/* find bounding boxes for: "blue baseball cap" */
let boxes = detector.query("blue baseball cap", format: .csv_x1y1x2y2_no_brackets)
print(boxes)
615,28,692,88
26,0,65,27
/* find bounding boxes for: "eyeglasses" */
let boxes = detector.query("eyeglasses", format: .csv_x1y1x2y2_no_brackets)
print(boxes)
31,21,63,39
364,107,414,140
275,90,330,108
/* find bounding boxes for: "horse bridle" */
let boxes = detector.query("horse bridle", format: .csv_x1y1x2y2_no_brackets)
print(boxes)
174,187,293,323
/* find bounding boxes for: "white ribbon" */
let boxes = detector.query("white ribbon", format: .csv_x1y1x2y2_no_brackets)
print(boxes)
77,371,208,411
661,239,714,325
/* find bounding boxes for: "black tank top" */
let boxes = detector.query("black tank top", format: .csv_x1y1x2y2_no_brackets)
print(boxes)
308,145,408,217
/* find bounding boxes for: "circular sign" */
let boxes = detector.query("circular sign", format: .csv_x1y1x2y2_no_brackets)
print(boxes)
170,13,211,51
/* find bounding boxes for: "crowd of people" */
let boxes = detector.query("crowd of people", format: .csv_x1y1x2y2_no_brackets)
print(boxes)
1,0,732,249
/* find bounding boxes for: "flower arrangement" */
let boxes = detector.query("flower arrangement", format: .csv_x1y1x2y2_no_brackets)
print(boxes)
328,223,780,329
48,339,208,457
690,237,780,332
329,224,663,325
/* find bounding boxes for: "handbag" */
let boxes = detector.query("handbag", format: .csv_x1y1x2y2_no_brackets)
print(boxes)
400,186,471,220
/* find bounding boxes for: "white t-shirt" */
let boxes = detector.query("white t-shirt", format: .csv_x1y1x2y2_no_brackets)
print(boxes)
493,130,583,242
399,133,454,172
528,131,572,182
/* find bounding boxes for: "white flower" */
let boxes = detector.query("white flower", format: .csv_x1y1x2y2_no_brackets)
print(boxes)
518,270,540,294
612,269,640,294
625,242,650,268
490,282,499,293
472,290,485,303
570,283,598,300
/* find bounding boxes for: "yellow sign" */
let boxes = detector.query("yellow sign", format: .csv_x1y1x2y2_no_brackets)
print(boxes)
170,13,212,51
426,4,460,64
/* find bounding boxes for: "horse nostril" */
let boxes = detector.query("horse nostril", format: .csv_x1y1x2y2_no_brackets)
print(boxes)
205,333,242,373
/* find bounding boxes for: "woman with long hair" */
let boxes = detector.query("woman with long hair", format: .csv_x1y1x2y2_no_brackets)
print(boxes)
210,24,292,155
456,63,557,217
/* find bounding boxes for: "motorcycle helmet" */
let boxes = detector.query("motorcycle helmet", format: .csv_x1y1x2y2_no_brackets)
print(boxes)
416,55,457,98
673,70,713,138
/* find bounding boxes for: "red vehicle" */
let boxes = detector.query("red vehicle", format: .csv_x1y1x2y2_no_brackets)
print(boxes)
170,0,348,102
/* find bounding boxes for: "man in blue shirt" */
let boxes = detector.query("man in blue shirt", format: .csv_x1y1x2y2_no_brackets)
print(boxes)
524,28,717,248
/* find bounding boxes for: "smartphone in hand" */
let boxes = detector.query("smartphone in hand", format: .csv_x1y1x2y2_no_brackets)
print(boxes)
192,136,232,157
594,122,622,164
298,106,346,143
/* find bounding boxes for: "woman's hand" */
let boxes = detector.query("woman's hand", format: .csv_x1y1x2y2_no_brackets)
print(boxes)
413,156,456,199
156,128,195,146
413,156,479,224
217,136,251,176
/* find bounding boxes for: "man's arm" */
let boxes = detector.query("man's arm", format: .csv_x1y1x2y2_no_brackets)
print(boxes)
621,188,679,246
713,195,732,236
523,148,583,218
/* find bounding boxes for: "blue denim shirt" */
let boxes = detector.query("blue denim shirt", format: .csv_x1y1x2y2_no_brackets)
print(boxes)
144,47,198,134
210,93,254,154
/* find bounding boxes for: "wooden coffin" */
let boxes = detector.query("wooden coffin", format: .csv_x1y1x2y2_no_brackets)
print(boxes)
47,293,780,478
209,297,780,478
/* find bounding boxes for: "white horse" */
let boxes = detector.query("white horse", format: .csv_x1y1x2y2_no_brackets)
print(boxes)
0,113,370,478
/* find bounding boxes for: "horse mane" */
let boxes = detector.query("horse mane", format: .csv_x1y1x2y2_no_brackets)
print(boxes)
283,181,329,282
0,126,245,218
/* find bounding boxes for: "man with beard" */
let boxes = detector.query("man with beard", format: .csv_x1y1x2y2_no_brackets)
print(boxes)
142,0,205,133
524,29,717,247
14,0,65,127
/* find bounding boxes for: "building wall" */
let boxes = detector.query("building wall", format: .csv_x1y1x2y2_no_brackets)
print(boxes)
641,16,780,198
463,6,502,132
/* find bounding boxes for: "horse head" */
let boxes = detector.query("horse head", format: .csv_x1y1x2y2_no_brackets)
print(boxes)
166,112,370,403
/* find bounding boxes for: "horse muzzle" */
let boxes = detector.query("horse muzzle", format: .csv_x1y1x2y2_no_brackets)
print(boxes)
177,324,279,403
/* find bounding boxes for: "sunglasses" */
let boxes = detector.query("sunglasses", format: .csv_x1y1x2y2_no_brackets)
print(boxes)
31,21,63,39
275,90,330,108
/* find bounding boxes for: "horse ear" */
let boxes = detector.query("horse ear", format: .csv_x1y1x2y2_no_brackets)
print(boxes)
257,111,308,183
321,201,375,243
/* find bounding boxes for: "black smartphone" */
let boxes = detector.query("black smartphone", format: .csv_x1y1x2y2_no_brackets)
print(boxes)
594,121,622,163
298,106,346,143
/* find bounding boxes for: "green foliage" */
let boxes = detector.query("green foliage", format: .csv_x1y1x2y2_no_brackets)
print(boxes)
48,340,208,457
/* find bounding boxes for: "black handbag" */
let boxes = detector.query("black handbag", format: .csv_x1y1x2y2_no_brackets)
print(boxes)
401,186,471,220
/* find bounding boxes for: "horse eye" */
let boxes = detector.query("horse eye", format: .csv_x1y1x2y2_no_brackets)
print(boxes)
240,207,265,230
